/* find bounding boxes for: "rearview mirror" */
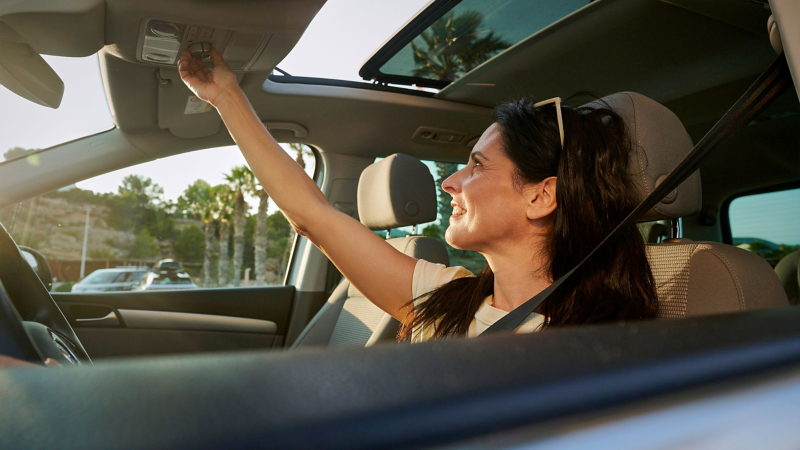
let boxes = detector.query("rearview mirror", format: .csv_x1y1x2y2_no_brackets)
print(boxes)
19,246,53,292
0,22,64,109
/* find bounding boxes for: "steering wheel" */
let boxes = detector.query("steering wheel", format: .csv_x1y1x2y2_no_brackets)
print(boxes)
0,221,91,366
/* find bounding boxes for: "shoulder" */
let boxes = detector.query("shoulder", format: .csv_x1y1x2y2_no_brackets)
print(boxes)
412,259,474,301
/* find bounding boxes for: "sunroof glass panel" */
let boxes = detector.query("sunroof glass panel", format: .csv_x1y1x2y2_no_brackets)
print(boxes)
378,0,590,85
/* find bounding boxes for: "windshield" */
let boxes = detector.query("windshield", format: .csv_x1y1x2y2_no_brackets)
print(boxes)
277,0,429,83
373,0,590,87
0,55,114,163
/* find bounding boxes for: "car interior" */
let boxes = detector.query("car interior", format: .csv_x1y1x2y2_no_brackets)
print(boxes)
0,0,799,448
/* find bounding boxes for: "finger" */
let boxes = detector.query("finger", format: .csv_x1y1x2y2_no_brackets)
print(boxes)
209,48,231,70
188,58,211,81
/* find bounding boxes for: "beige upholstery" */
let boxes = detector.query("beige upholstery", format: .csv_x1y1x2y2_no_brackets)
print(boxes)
585,92,702,222
591,92,789,317
292,155,449,349
647,242,788,318
774,250,799,305
357,153,438,230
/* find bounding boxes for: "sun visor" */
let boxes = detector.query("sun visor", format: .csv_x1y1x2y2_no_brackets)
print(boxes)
0,0,104,57
156,68,242,138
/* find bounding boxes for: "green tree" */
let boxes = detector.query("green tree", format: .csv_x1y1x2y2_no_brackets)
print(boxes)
225,166,257,286
410,9,511,82
175,225,205,263
3,146,38,160
178,180,218,287
214,184,235,286
267,211,294,276
118,174,164,209
254,188,270,285
130,229,158,260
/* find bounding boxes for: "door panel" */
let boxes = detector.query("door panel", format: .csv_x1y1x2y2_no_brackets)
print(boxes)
54,286,294,359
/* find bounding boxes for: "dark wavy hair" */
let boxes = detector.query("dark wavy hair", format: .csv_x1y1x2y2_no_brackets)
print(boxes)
398,97,658,340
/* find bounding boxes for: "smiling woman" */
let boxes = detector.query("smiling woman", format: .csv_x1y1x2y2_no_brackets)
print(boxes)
0,55,114,162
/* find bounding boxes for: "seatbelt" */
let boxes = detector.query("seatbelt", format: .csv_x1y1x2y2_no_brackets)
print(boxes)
483,54,793,335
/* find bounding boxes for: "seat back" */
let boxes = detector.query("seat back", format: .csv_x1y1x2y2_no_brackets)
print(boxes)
588,92,789,317
774,249,799,305
292,154,447,349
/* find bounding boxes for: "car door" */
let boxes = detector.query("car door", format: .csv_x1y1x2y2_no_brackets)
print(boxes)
0,144,320,359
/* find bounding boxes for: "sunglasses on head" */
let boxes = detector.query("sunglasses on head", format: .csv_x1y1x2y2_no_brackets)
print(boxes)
534,97,564,149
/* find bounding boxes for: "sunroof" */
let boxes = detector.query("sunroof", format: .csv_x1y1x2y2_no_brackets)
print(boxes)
360,0,591,89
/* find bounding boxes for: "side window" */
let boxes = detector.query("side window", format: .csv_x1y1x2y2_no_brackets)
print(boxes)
381,159,488,274
727,187,800,267
0,144,316,292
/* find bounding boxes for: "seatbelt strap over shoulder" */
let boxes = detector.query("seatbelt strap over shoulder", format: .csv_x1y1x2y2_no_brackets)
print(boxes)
483,54,793,335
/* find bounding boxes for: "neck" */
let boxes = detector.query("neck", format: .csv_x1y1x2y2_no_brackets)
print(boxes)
484,239,551,313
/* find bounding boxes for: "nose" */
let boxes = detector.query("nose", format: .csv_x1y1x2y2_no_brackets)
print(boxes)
441,169,462,195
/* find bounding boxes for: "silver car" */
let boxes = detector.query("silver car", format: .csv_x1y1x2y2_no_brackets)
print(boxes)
70,267,149,293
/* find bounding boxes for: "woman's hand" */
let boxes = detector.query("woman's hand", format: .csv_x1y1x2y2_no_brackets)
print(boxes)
177,48,240,107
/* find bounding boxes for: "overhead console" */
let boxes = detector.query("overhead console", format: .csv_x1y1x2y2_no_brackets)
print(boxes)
137,18,298,71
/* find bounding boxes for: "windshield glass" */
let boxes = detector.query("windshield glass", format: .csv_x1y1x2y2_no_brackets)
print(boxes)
376,0,590,86
0,55,114,163
277,0,429,82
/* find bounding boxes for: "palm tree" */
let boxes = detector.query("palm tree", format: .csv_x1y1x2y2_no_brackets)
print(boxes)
254,187,270,285
214,184,234,287
225,166,257,286
410,9,510,82
178,180,217,287
289,143,312,171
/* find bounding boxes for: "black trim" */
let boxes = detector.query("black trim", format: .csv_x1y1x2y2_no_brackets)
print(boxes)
358,0,463,88
266,75,436,98
720,180,800,245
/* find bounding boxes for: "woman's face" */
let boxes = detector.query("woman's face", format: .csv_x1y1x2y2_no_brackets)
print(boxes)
442,123,542,254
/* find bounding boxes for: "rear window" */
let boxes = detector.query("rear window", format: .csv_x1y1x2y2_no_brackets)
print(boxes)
728,187,800,266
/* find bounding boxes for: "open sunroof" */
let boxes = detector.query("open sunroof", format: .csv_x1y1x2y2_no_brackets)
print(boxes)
360,0,592,89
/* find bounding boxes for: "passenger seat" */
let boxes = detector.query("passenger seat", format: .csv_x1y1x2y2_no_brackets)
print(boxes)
775,250,799,305
291,154,449,349
592,92,789,317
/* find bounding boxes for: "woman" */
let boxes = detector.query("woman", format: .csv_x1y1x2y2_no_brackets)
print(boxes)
178,50,658,342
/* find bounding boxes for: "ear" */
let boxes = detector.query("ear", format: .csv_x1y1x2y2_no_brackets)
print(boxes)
526,176,557,220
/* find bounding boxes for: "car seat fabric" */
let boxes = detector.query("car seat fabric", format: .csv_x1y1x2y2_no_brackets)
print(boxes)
584,92,702,222
291,155,449,349
647,242,788,317
589,92,789,316
774,249,799,305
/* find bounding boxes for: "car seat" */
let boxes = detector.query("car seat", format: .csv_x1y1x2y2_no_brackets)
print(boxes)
591,92,789,317
774,250,799,305
291,154,449,348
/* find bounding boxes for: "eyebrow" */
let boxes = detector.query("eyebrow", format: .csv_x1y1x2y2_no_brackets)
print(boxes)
470,151,488,163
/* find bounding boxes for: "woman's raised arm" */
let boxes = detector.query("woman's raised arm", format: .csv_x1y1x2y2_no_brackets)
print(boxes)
178,50,417,322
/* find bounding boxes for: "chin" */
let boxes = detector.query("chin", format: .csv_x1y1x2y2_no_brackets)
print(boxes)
444,226,472,251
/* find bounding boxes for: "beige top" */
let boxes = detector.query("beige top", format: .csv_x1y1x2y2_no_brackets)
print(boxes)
411,259,545,343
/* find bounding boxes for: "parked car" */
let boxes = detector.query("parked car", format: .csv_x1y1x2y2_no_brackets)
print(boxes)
137,260,197,291
70,267,148,293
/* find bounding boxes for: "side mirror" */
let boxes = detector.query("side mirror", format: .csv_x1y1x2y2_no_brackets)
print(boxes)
0,22,64,108
19,246,53,292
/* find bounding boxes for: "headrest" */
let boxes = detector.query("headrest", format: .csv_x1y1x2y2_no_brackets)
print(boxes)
357,154,438,230
583,92,702,221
